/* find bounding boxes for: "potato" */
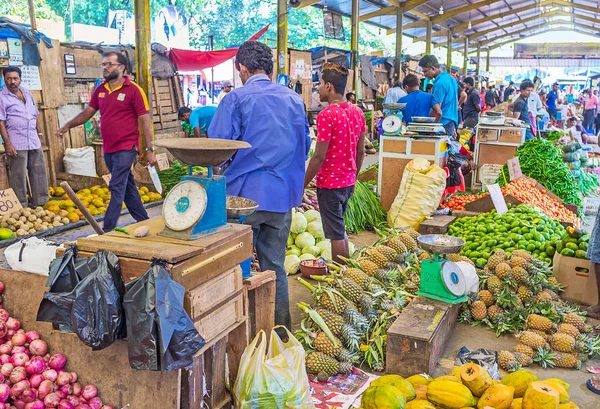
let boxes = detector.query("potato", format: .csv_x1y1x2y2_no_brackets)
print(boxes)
13,222,22,230
53,216,61,223
23,210,31,218
61,217,69,225
16,229,27,236
1,215,8,223
46,211,55,218
35,212,44,219
19,216,26,223
33,222,42,230
35,206,43,212
11,212,20,219
28,228,35,235
42,216,51,223
6,218,16,226
38,225,47,231
28,215,37,222
7,225,16,232
19,208,28,215
0,222,7,229
52,220,61,227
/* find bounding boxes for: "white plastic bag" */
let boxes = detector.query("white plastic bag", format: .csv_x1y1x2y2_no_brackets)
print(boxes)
63,146,97,177
5,238,62,275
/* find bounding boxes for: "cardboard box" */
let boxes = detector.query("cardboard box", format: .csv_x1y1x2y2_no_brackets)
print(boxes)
499,128,525,144
478,128,500,142
553,253,598,306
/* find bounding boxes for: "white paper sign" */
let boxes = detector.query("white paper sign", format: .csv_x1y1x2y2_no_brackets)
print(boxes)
295,59,305,77
507,157,522,180
487,184,508,215
7,39,23,66
20,66,42,91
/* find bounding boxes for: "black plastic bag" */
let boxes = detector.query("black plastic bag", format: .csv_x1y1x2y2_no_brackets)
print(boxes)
37,245,91,332
123,260,206,371
70,250,127,350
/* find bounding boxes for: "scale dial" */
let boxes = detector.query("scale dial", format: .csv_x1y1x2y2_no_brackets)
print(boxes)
382,115,402,134
162,180,207,231
441,261,466,296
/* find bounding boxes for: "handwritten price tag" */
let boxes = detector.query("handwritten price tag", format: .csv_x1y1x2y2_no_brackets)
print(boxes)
0,189,22,215
156,153,170,171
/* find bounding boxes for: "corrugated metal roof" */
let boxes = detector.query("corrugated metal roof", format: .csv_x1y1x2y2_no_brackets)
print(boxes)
484,58,600,67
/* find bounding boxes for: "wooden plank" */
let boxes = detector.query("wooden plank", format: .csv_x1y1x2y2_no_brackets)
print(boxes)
172,76,184,108
193,290,246,342
227,290,250,388
181,353,205,409
38,39,66,108
184,265,243,318
244,270,276,340
40,108,61,182
465,194,522,213
152,77,165,128
56,172,106,191
69,126,87,148
204,338,231,409
418,215,457,235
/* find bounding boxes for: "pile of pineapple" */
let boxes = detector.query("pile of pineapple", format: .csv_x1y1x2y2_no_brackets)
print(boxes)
297,228,427,378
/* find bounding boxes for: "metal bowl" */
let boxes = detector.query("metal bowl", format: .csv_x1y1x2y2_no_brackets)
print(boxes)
383,103,407,110
226,195,258,219
153,138,251,167
411,116,436,123
417,234,465,254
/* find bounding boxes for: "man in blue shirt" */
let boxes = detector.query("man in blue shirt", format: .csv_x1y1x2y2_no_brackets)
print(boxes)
208,41,311,330
399,74,441,124
546,82,559,120
177,105,217,137
419,55,459,137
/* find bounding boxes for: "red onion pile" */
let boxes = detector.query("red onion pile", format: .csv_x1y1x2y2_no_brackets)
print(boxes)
0,282,112,409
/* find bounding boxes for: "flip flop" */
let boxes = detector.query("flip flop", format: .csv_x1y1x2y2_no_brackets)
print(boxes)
587,377,600,395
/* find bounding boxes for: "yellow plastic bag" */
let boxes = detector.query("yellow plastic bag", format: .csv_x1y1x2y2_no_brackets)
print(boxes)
233,327,314,409
387,158,446,229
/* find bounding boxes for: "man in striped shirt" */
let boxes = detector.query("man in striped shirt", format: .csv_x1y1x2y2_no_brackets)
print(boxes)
0,66,48,207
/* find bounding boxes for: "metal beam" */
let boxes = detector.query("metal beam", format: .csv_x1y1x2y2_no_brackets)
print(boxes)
431,0,506,24
446,28,453,72
553,0,600,16
359,6,395,22
351,0,360,92
487,21,600,49
476,43,481,77
486,49,490,72
463,37,469,76
277,0,288,75
489,27,581,50
394,4,404,82
134,0,152,151
559,10,600,26
425,20,432,54
295,0,321,9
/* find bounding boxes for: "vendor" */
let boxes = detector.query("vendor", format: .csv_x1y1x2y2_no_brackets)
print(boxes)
398,74,441,124
566,116,597,145
0,66,48,208
546,83,559,120
208,41,310,331
56,51,157,232
512,80,535,140
177,105,217,138
217,80,232,104
419,55,458,137
462,77,481,129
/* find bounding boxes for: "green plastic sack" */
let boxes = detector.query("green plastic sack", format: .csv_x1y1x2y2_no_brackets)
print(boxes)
233,327,314,409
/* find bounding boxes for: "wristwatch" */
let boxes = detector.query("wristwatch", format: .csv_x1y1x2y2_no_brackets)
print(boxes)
145,147,154,152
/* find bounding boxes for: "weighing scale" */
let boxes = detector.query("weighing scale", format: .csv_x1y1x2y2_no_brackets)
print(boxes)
382,103,406,136
479,111,506,126
416,235,468,304
405,122,446,135
152,138,251,240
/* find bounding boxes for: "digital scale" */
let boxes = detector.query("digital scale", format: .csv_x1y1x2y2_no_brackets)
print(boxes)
405,122,447,135
416,235,468,304
381,103,406,136
152,138,255,241
479,111,505,126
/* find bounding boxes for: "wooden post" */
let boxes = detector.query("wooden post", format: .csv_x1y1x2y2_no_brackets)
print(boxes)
446,29,453,73
486,48,491,73
134,0,152,151
394,5,404,82
463,38,469,76
351,0,360,91
476,43,481,78
27,0,37,30
425,20,432,54
277,0,288,75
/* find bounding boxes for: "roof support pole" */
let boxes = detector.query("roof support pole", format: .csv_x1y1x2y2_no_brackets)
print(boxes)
394,4,404,82
425,20,432,54
463,37,469,76
446,28,453,73
27,0,37,30
277,0,289,75
486,48,490,73
351,0,360,92
134,0,152,151
476,43,481,78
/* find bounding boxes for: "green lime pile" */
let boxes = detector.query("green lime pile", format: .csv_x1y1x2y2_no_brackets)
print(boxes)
447,204,565,266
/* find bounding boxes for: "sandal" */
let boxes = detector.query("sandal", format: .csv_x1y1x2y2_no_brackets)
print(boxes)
587,376,600,395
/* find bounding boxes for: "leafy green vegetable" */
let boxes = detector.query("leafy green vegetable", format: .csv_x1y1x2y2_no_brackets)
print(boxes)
345,181,387,233
113,227,130,235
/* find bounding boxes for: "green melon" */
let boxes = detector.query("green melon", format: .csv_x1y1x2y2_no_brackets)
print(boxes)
361,385,407,409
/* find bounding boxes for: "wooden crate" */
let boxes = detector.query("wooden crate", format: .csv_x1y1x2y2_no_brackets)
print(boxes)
386,296,460,376
418,215,456,235
244,270,276,340
477,128,500,142
499,128,526,144
194,289,246,342
184,265,243,318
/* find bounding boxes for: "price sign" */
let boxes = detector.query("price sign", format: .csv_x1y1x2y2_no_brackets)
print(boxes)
0,189,22,215
487,184,508,215
156,153,170,171
507,157,523,180
102,174,112,186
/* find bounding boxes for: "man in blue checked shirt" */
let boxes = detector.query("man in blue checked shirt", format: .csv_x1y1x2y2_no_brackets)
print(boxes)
208,41,311,331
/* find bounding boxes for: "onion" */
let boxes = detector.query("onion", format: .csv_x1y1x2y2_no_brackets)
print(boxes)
24,358,45,375
43,369,58,382
0,384,9,402
75,405,90,409
0,282,4,293
58,401,74,409
21,388,36,403
6,319,19,332
13,400,24,409
29,374,43,389
10,380,28,398
11,352,29,367
0,364,12,378
0,404,5,409
44,392,61,408
0,324,7,339
37,380,54,399
87,398,102,409
70,372,77,383
72,383,82,396
23,332,39,343
56,372,72,386
66,396,79,407
5,332,13,340
48,354,66,371
0,344,11,356
28,340,46,357
24,402,44,409
60,384,73,396
81,385,97,401
55,390,66,399
0,355,9,365
10,334,25,347
0,311,8,323
10,347,26,355
101,406,114,409
9,367,27,384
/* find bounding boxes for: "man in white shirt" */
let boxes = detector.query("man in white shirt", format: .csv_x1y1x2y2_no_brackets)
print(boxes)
383,81,407,114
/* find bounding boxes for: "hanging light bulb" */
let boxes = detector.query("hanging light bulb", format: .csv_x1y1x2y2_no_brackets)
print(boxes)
324,0,328,13
468,21,472,30
439,5,444,15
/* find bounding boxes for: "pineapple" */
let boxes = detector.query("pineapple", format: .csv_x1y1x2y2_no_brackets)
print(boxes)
318,290,349,315
512,267,529,284
306,352,340,376
398,233,417,251
470,300,487,321
558,323,580,339
563,312,587,332
375,245,397,261
514,352,533,367
498,350,520,372
495,262,512,279
460,256,475,266
487,275,504,294
526,314,557,333
337,278,363,304
487,305,504,320
342,305,369,333
314,331,343,358
374,268,399,284
418,251,431,261
534,291,553,303
365,248,388,268
404,228,420,240
338,360,354,374
339,324,360,352
543,288,560,301
511,249,533,261
553,352,581,369
487,251,506,271
314,307,355,339
550,333,583,353
517,285,533,302
343,268,372,290
529,329,551,341
358,259,379,276
533,348,556,369
510,256,529,270
515,343,535,358
337,348,357,363
447,253,462,262
478,290,494,307
385,237,407,254
519,331,550,350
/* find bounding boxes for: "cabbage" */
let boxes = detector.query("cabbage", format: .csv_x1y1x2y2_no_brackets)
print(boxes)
299,254,316,261
307,221,324,240
320,248,332,260
302,246,321,256
295,232,316,249
304,210,321,223
316,240,331,254
290,213,308,234
287,235,294,246
284,255,301,275
286,247,301,257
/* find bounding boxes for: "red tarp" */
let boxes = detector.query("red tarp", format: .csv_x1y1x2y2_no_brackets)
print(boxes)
168,24,270,72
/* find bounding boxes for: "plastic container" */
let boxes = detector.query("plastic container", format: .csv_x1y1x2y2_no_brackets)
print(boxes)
300,259,328,279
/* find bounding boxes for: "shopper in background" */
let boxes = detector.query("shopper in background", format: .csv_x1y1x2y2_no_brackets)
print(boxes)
504,81,516,101
208,41,310,331
419,55,458,137
383,81,407,114
304,62,365,264
346,92,357,104
458,82,468,125
177,105,217,137
498,84,505,103
56,51,156,232
583,88,598,132
462,77,481,129
565,116,596,145
586,205,600,319
513,81,535,140
398,74,442,124
217,80,232,104
484,85,496,109
546,82,559,120
425,83,433,93
0,66,48,208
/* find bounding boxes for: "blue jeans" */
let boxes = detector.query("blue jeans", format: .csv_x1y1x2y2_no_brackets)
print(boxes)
103,149,149,232
244,210,292,329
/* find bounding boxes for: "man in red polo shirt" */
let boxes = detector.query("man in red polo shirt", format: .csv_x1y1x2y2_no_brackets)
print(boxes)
56,51,157,232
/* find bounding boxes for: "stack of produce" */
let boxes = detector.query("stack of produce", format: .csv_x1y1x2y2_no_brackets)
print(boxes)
576,169,599,197
0,282,114,409
357,365,583,409
440,192,487,211
156,161,206,195
344,181,386,233
496,138,582,206
561,140,583,176
448,204,565,266
298,183,319,213
0,207,75,239
556,227,589,259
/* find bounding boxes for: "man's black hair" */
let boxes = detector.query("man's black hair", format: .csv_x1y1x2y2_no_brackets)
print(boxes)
178,106,192,120
235,41,273,75
403,74,419,88
464,77,475,87
345,92,355,100
392,81,402,88
418,55,440,69
322,63,349,95
2,66,21,78
520,80,534,91
102,51,129,68
425,83,433,91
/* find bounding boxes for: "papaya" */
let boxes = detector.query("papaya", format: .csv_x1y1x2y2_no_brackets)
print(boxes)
372,375,416,401
522,382,559,409
435,375,461,383
508,398,522,409
361,385,407,409
543,379,570,391
560,248,575,257
427,380,477,409
540,380,569,403
555,240,564,253
574,250,587,259
414,385,428,400
565,242,578,251
406,399,435,409
500,370,538,398
407,375,431,387
477,384,515,409
558,403,578,409
451,365,464,380
460,363,493,397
